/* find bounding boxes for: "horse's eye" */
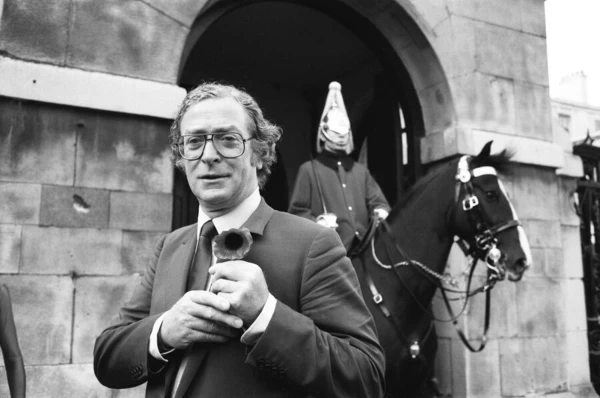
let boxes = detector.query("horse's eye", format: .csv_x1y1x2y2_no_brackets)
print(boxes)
485,190,499,201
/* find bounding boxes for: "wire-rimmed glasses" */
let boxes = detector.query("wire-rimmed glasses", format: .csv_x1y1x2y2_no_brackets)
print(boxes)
177,133,254,160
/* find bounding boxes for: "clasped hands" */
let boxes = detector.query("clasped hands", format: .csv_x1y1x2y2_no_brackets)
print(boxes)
160,261,269,350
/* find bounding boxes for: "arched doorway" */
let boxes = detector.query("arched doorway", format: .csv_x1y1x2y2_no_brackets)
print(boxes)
172,0,425,229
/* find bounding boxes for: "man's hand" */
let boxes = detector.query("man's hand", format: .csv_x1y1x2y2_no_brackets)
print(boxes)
160,290,244,350
208,261,269,326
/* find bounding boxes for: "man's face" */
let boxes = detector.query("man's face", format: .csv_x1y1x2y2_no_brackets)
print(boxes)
180,97,261,217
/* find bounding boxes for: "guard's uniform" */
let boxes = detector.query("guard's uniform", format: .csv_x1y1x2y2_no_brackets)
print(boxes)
289,151,390,252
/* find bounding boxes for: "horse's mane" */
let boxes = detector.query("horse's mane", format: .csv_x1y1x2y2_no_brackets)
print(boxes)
391,149,514,216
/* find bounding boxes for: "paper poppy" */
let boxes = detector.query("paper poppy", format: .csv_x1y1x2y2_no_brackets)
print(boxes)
213,227,253,261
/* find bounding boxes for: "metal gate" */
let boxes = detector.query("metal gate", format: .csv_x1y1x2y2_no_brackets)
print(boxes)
574,142,600,394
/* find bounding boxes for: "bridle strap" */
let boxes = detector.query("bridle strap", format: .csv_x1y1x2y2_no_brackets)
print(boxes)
440,278,491,353
488,219,520,235
360,259,412,348
348,215,379,258
359,227,436,360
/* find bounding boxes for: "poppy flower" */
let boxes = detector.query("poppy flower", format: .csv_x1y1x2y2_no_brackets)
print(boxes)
212,227,253,261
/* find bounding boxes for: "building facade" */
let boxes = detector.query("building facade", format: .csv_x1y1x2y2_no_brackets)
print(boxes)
0,0,593,396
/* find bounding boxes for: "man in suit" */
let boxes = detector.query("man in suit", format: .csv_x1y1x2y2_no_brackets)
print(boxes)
94,82,386,397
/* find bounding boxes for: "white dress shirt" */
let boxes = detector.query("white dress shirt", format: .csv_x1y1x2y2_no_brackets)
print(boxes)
148,187,277,363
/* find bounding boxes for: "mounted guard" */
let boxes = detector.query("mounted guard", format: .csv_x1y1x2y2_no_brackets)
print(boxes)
288,81,391,253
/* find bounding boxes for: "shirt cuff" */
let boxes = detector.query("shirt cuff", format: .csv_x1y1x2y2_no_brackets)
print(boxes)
149,314,175,362
240,294,277,345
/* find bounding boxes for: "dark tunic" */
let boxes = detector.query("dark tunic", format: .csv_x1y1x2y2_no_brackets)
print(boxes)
288,152,391,251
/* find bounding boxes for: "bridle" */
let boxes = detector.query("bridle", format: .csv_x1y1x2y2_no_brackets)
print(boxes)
357,155,521,360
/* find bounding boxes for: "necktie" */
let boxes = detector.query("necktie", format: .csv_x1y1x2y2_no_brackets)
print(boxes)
187,220,217,291
172,220,217,397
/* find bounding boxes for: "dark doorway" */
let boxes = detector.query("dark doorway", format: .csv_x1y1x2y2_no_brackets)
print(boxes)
173,1,423,229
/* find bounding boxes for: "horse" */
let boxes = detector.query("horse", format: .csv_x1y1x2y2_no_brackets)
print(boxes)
350,141,532,398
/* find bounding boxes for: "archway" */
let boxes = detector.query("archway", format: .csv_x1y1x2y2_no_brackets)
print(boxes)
173,0,430,229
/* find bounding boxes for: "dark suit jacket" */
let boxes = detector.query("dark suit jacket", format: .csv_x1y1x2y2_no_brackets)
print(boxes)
94,200,385,397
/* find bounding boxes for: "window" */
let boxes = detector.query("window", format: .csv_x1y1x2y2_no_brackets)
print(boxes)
558,113,571,132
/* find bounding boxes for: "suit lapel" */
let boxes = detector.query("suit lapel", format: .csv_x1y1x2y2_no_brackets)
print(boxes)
153,225,197,315
242,198,274,236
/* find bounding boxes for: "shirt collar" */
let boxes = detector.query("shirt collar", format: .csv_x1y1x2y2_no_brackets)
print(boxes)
316,151,354,171
197,188,261,238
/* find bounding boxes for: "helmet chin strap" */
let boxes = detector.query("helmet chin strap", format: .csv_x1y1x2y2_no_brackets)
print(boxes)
321,130,351,154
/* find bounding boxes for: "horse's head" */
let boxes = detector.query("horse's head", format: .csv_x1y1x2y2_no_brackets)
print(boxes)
450,141,532,281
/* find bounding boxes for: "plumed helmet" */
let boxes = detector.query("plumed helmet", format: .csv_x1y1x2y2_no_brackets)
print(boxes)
316,82,354,155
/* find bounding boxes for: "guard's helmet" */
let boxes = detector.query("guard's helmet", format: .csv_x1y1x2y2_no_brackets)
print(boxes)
316,82,354,155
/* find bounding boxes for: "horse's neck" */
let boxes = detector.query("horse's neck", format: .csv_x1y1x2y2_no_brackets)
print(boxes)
382,172,457,280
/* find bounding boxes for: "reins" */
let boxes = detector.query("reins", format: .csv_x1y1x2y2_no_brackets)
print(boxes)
356,155,522,357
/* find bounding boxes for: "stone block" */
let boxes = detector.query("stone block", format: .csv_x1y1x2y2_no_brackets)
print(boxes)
499,336,568,396
514,81,552,141
558,177,580,227
448,0,522,33
418,82,456,136
0,363,146,397
122,231,164,274
564,280,587,333
450,337,502,397
519,0,547,37
542,248,565,278
0,182,41,224
562,225,584,279
110,192,172,232
504,165,560,222
567,331,592,388
0,275,73,365
431,15,477,80
461,339,501,397
0,224,21,273
520,219,562,249
74,111,173,193
526,247,544,278
411,0,450,31
144,0,209,27
0,99,76,185
449,73,517,135
67,0,187,82
474,23,548,86
433,337,452,396
21,226,122,275
516,278,565,337
40,185,110,229
0,0,70,64
73,275,141,363
450,336,467,397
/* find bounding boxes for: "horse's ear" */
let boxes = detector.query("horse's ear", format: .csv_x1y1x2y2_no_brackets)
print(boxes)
475,141,493,160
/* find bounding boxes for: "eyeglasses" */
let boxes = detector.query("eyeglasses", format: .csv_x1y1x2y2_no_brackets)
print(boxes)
177,133,254,160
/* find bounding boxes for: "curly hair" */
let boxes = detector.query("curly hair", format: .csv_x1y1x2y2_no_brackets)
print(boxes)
169,82,282,188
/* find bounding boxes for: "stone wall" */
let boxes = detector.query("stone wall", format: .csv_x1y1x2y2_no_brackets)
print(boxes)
0,98,172,396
